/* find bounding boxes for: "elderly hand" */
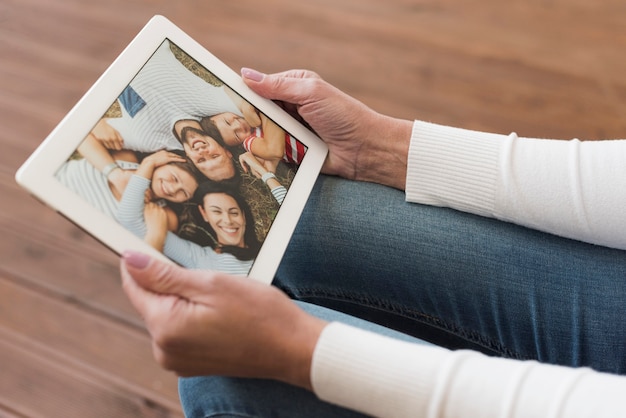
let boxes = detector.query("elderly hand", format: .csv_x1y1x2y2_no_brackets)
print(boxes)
120,252,327,389
241,68,413,190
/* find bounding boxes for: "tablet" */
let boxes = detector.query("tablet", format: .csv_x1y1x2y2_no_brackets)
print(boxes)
15,15,327,285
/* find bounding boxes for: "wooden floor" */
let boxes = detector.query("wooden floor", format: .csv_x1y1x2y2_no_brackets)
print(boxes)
1,0,626,416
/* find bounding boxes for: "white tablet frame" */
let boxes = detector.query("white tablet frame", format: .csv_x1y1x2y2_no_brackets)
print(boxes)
15,15,328,284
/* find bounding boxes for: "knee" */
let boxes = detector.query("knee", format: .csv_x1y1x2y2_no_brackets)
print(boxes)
178,375,362,418
178,376,307,418
179,376,247,418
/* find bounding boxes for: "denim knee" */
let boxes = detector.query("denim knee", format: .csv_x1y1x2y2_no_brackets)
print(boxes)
179,376,368,418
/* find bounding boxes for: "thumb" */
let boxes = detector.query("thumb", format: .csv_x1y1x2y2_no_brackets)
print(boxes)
241,68,322,105
120,251,211,301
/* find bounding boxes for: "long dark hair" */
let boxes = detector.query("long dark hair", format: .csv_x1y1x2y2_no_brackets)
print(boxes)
199,115,220,142
178,180,261,261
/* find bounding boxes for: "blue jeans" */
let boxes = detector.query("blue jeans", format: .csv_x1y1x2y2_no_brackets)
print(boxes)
180,175,626,417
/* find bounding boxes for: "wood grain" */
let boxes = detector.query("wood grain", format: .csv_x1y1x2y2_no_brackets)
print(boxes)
1,0,625,416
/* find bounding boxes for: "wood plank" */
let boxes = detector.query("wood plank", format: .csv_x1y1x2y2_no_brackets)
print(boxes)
0,327,182,418
0,175,140,325
2,0,626,163
1,0,626,417
0,275,180,411
0,405,30,418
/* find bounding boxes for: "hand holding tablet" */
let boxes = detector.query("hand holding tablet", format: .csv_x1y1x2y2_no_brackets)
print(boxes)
15,15,327,284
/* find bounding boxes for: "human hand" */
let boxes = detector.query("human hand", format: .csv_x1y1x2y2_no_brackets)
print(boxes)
120,252,327,389
241,68,413,190
224,85,262,127
91,118,125,150
144,202,168,227
143,203,168,251
137,150,186,180
239,152,282,192
240,101,262,128
238,151,268,179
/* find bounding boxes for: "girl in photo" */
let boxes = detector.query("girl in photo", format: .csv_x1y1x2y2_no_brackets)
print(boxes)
56,133,201,228
119,173,261,275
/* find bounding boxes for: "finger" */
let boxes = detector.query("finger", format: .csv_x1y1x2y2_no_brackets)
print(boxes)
241,68,322,105
105,138,118,150
113,138,124,151
120,251,216,302
238,156,250,173
166,152,186,160
120,254,164,317
120,256,193,349
156,155,186,167
266,69,322,80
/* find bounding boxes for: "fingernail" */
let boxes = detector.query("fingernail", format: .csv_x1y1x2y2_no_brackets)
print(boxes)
241,67,264,82
122,251,151,269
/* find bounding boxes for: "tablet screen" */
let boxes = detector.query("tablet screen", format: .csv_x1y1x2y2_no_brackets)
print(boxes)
53,39,308,277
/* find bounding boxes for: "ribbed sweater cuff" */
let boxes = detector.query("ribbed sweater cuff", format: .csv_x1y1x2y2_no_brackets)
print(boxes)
406,121,503,217
311,322,447,418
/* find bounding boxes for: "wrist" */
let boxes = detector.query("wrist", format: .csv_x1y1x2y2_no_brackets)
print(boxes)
102,162,120,180
261,171,277,184
356,114,412,191
280,313,328,390
137,160,156,180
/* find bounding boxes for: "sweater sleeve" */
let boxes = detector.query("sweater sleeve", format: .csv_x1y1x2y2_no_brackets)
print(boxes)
311,322,626,418
117,174,150,238
161,229,211,270
270,185,287,205
117,175,208,269
406,121,626,250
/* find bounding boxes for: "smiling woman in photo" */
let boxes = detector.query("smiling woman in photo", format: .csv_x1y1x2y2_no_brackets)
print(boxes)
118,170,261,274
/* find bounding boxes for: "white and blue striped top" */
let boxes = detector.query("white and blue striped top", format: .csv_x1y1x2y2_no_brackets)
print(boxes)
107,40,241,153
55,158,139,220
118,175,253,275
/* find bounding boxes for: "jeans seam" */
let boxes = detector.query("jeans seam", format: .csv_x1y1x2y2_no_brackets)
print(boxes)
283,285,527,360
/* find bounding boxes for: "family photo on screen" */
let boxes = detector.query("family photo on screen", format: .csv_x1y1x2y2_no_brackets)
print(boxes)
54,39,306,275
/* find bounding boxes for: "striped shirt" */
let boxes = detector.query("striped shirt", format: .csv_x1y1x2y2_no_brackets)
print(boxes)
55,158,139,220
270,184,287,205
242,127,307,165
107,40,241,153
118,175,253,275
